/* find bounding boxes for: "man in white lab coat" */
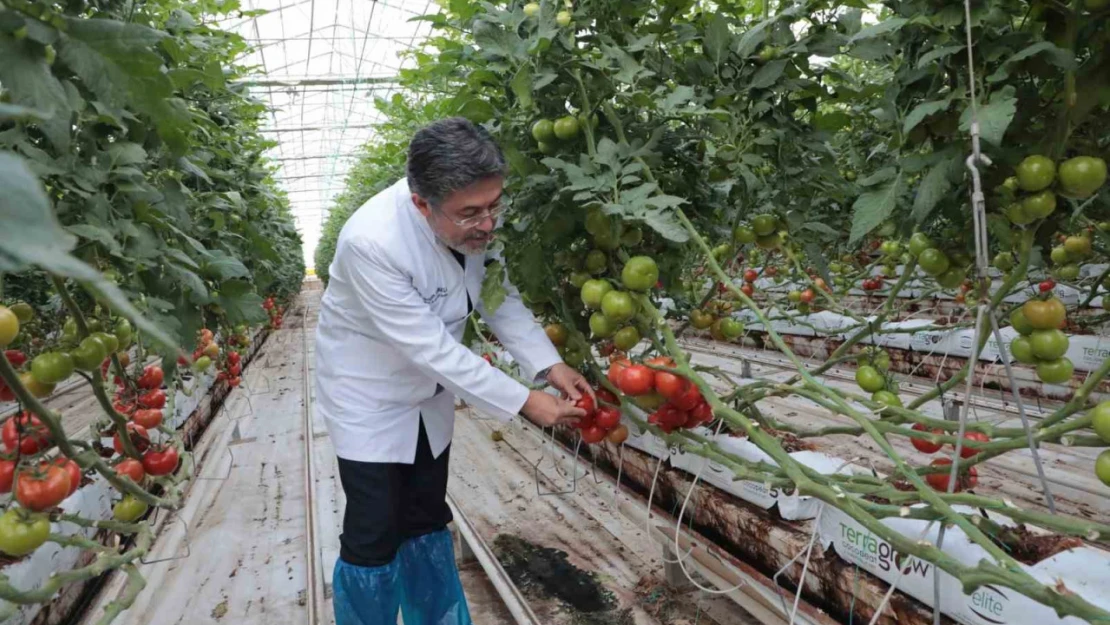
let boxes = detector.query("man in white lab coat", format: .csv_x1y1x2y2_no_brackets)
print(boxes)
316,117,592,625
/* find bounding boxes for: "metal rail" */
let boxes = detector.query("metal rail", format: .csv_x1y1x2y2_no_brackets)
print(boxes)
301,303,323,625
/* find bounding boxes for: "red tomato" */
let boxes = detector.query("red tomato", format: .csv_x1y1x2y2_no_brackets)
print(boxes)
607,359,631,388
2,412,52,454
654,370,688,400
131,409,163,430
0,380,13,402
113,400,136,416
765,266,778,277
581,426,607,444
4,350,27,368
596,388,619,405
649,403,688,433
142,445,179,476
671,383,703,412
925,458,977,492
575,394,596,419
16,463,72,511
740,283,754,297
137,365,164,390
482,354,492,364
53,457,82,496
595,406,621,429
743,269,758,283
229,363,241,377
910,423,943,454
177,355,189,366
229,376,242,387
956,431,990,458
688,401,713,427
115,458,145,484
800,288,816,304
138,389,166,410
113,423,150,456
0,459,15,493
217,371,229,382
228,351,241,366
618,365,655,396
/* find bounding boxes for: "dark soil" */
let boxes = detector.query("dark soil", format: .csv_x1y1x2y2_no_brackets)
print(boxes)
992,524,1084,565
493,534,618,614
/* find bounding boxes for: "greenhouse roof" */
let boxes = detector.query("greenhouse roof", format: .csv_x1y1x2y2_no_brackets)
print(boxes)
217,0,436,267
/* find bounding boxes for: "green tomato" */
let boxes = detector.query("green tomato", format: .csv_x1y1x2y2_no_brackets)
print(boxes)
907,233,932,258
531,119,555,143
580,279,614,309
712,244,732,261
1030,329,1069,360
1015,155,1056,192
621,256,659,291
537,141,557,156
31,352,75,385
752,214,777,236
787,290,802,303
613,326,641,351
1056,264,1080,281
992,253,1014,271
1009,308,1035,336
585,250,608,274
733,226,756,244
1091,401,1110,443
1006,203,1035,226
1050,245,1072,265
620,227,643,247
193,356,212,371
871,390,902,413
1009,336,1037,364
113,495,149,522
556,9,572,26
569,271,591,288
872,351,891,372
91,332,120,354
917,248,950,277
553,115,580,140
600,290,636,323
0,510,50,557
1063,236,1092,258
563,346,587,368
0,306,18,348
718,318,744,339
1021,190,1057,219
755,233,782,250
72,336,108,371
855,365,885,393
9,302,33,323
1097,449,1110,488
523,2,540,16
1036,357,1074,384
593,228,622,251
589,312,617,339
1057,156,1107,199
584,209,611,237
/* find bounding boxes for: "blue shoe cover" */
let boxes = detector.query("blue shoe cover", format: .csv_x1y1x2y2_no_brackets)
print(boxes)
398,529,473,625
333,556,402,625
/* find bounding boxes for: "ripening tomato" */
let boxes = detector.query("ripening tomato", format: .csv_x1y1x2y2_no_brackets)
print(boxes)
142,445,179,476
16,463,72,511
740,283,754,297
925,458,977,492
689,309,715,330
957,431,990,458
114,458,145,484
743,269,758,283
580,426,607,444
1022,298,1067,330
910,423,943,454
618,364,655,396
799,288,816,304
544,323,569,347
607,359,631,388
198,328,214,345
0,459,15,493
2,413,52,454
113,423,150,456
606,424,629,445
595,406,621,429
132,409,163,430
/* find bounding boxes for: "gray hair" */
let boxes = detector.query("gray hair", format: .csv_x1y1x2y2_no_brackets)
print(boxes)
406,117,507,207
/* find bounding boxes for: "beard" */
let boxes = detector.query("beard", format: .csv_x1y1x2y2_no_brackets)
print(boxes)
433,223,493,256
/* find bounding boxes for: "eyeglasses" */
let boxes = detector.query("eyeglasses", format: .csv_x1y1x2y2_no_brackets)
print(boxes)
441,204,508,229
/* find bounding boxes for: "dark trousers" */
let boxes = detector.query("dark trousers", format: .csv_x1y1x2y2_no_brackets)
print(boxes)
336,419,453,567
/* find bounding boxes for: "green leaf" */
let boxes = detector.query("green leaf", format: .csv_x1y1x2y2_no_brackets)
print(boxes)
703,14,732,66
661,85,696,110
167,262,208,300
510,64,533,109
67,223,122,255
454,96,495,123
217,279,266,325
849,175,903,244
107,142,147,166
849,17,908,43
902,98,950,135
814,111,851,132
0,102,50,122
0,34,68,117
911,159,955,223
917,45,964,69
750,59,788,89
858,167,897,186
958,86,1016,146
202,250,251,280
987,42,1075,83
481,260,508,314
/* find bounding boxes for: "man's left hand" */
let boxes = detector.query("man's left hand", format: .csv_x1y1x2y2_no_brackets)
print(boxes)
545,363,595,403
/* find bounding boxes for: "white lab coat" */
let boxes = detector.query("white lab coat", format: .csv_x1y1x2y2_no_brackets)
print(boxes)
315,178,563,463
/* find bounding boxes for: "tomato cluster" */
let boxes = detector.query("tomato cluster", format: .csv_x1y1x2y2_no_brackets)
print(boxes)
1007,297,1074,384
607,357,714,434
574,389,629,445
1090,402,1110,487
263,295,285,329
578,256,658,351
1004,154,1107,226
530,108,592,157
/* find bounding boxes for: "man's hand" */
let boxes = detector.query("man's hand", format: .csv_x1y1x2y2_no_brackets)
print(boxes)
521,390,585,428
545,363,595,403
